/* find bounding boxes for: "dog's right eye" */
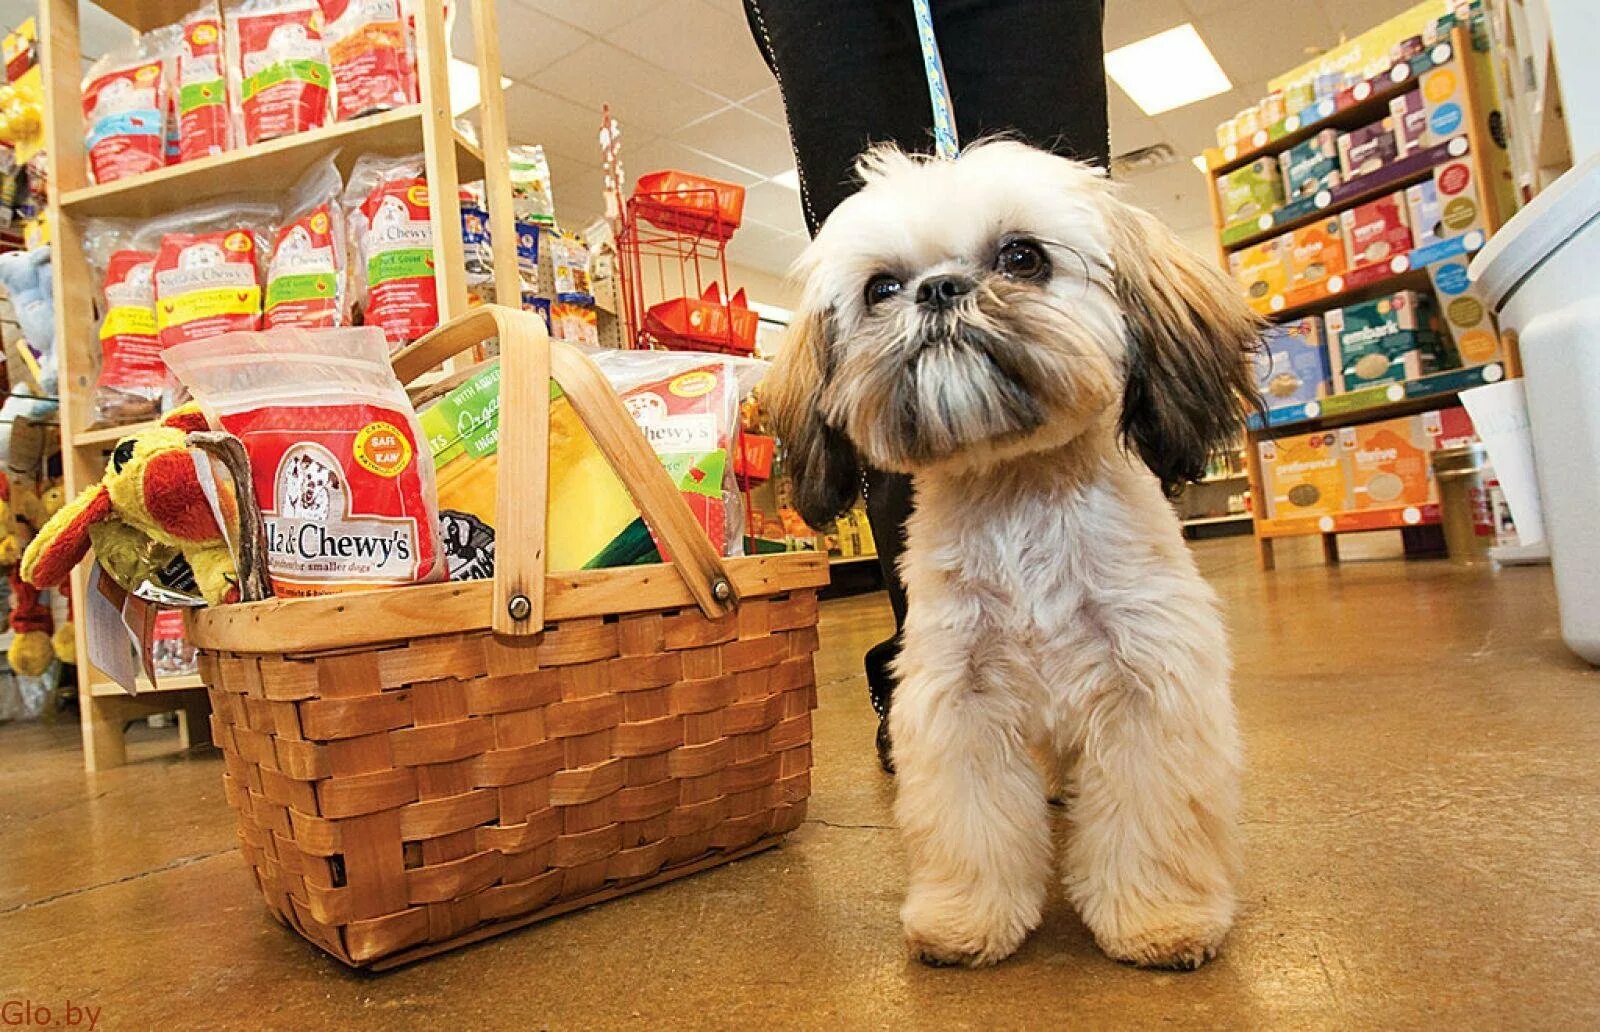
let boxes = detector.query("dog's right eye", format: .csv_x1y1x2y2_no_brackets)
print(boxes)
864,274,903,307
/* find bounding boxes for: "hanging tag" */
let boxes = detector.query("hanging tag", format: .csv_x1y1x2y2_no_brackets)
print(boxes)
121,591,161,690
85,566,138,694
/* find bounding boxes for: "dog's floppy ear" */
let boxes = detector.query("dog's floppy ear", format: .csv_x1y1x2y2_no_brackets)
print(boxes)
1110,204,1264,494
764,304,860,529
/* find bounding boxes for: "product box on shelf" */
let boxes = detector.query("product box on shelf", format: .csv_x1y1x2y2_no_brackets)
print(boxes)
1425,158,1501,365
1422,406,1477,450
1340,192,1414,269
1389,90,1429,156
1217,158,1286,225
1405,180,1444,248
1325,291,1445,390
1338,117,1400,177
1258,430,1349,519
1279,130,1341,200
1340,415,1437,510
1229,236,1288,313
1285,217,1348,293
1254,317,1331,408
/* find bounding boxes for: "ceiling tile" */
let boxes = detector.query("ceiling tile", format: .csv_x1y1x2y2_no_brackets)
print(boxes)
698,0,748,18
531,40,730,136
673,107,794,179
1108,86,1168,156
739,181,807,235
1196,3,1338,91
624,137,765,188
454,1,588,82
605,0,773,103
519,0,655,35
1322,0,1438,40
725,222,806,277
737,86,788,128
544,153,609,231
1103,0,1190,50
498,82,609,164
1116,160,1214,233
1152,80,1267,157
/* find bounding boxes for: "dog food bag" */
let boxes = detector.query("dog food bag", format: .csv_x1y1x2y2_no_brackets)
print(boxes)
345,152,437,349
152,200,277,355
81,38,174,184
265,158,346,329
83,219,164,425
165,326,444,596
508,144,556,226
175,3,231,161
320,0,416,121
227,0,332,146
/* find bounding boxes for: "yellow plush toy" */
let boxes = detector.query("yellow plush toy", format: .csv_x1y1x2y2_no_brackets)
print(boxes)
22,409,242,606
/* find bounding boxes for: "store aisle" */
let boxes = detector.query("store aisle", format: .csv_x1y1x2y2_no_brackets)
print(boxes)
3,536,1597,1029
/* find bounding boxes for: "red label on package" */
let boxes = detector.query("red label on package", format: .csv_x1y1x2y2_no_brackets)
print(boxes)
233,4,331,145
1342,194,1414,268
98,250,165,390
359,176,437,348
217,401,435,596
155,229,263,348
321,0,415,120
177,13,230,162
620,364,733,560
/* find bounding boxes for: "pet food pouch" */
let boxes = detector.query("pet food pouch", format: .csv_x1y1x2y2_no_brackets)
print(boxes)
265,158,345,328
82,218,165,424
228,0,331,146
82,47,171,184
176,3,231,162
320,0,415,121
509,144,555,225
345,152,437,349
153,200,276,351
165,326,443,596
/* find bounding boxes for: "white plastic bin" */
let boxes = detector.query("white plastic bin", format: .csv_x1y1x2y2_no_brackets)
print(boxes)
1472,154,1600,665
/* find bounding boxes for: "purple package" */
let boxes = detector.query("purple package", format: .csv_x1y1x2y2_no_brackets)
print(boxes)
1389,91,1429,156
1339,118,1399,178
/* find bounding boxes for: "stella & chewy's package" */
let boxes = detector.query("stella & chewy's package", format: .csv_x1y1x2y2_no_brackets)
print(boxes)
82,37,174,184
1285,218,1348,293
1254,317,1330,409
321,0,416,121
345,153,437,350
152,199,277,353
1258,430,1348,520
1340,192,1414,270
83,220,164,425
1216,158,1285,226
176,3,231,162
264,158,345,329
1342,415,1436,511
165,326,443,596
227,0,331,146
1229,236,1288,314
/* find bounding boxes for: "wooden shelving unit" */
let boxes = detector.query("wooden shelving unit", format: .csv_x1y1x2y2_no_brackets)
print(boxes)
1203,21,1519,570
38,0,520,770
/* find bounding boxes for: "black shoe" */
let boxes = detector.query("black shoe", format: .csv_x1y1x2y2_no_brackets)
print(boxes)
865,636,898,774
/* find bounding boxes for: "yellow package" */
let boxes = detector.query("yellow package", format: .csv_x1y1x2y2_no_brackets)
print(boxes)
1229,236,1288,314
1258,430,1348,519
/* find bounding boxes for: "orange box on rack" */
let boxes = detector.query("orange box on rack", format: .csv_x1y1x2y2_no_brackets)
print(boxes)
1341,415,1438,511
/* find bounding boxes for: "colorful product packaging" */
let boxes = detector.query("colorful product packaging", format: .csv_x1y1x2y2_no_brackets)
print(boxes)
176,3,231,162
509,144,556,226
82,47,172,184
152,200,276,354
1216,157,1286,225
264,158,345,329
1341,415,1437,510
165,326,444,597
1405,180,1444,248
1255,317,1331,408
1340,192,1414,269
83,226,164,425
344,152,437,350
321,0,416,121
1278,130,1341,200
1258,430,1348,519
1389,89,1429,156
1422,406,1477,450
515,219,540,293
227,0,331,146
1338,118,1399,177
1229,236,1288,313
1325,291,1444,390
1286,217,1348,293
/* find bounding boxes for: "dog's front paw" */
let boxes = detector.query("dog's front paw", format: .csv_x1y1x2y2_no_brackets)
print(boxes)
901,885,1038,968
1095,915,1230,971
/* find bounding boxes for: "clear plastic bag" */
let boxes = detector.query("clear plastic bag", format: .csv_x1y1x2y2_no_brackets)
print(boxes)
82,31,177,184
82,218,164,426
264,156,346,329
344,152,437,350
322,0,416,121
165,325,444,597
175,2,232,162
226,0,331,146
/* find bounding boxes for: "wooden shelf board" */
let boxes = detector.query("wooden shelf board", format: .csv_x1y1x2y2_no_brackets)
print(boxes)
91,0,200,32
60,107,484,220
1249,363,1507,434
829,554,879,567
1256,504,1442,539
88,672,205,698
74,418,157,448
1182,514,1252,527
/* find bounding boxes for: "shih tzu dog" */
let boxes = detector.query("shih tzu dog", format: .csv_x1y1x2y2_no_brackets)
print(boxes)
766,141,1262,970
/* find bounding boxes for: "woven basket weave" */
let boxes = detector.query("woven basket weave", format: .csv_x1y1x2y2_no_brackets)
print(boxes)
186,307,827,968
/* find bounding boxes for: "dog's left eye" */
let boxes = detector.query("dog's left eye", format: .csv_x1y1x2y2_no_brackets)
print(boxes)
995,239,1049,281
864,274,903,306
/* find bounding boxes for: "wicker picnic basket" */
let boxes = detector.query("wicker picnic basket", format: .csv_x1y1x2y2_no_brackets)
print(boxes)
185,306,827,969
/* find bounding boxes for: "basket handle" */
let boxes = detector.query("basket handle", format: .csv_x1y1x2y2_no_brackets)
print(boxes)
393,305,739,637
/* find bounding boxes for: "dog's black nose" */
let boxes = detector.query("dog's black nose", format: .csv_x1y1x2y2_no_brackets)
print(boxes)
915,274,974,309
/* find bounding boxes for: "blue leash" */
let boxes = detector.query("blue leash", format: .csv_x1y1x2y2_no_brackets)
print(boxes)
912,0,960,159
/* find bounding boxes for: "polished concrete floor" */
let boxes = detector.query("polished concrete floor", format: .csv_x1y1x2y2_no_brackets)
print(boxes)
3,534,1598,1029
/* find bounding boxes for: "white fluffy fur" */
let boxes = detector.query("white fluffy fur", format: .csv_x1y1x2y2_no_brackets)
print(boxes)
776,142,1249,969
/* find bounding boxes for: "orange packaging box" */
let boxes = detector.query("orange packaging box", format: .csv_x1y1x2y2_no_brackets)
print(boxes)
1340,415,1437,511
1285,216,1349,293
1230,236,1289,314
1258,429,1348,519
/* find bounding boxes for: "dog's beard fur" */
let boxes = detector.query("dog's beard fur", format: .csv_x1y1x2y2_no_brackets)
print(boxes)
819,279,1120,471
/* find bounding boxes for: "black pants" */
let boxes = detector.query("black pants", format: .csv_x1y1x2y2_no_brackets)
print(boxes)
746,0,1110,692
